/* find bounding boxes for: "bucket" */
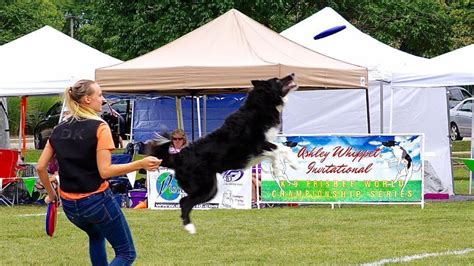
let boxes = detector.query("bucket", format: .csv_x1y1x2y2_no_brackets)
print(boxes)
129,189,147,208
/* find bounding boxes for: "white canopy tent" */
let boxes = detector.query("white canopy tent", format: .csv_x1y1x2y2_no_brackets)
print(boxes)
0,26,122,96
392,44,474,87
392,44,474,195
0,25,122,150
281,7,453,195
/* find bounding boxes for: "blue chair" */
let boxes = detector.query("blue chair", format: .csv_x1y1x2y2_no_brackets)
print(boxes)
110,154,133,207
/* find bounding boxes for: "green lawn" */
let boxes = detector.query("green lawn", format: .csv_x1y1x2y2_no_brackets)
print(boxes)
0,203,473,265
2,145,472,264
452,140,471,153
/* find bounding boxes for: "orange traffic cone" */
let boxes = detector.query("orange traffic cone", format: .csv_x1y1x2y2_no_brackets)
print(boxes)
133,201,147,209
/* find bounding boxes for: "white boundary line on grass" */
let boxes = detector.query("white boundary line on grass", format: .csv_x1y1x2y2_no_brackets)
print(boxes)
361,248,474,266
17,212,63,217
17,213,46,217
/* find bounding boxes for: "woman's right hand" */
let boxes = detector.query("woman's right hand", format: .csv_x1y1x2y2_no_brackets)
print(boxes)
141,156,162,171
45,194,57,204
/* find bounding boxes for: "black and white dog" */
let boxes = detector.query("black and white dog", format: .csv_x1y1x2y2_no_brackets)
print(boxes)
145,74,299,234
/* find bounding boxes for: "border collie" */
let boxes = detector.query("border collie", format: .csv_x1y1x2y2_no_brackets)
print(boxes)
145,74,299,234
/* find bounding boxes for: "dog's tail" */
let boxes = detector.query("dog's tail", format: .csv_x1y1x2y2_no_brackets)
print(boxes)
143,135,179,169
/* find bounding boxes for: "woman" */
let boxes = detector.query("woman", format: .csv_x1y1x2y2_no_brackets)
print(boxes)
168,128,187,154
36,79,161,265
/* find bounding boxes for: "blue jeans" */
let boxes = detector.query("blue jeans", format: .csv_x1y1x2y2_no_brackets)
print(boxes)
61,188,136,266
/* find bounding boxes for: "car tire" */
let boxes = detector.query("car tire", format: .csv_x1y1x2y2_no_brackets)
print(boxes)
450,123,462,141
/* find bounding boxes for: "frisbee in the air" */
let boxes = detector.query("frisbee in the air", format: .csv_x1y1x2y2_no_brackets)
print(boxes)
314,25,346,40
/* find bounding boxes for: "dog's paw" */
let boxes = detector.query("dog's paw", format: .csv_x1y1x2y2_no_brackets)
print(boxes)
184,223,196,234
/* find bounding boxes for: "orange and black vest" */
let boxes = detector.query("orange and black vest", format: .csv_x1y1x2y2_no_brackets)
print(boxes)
49,118,104,193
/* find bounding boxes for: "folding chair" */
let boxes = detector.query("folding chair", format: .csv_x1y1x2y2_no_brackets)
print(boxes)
110,153,133,207
0,149,21,206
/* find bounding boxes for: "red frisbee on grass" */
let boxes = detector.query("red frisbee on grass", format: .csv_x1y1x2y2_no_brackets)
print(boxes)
45,201,58,237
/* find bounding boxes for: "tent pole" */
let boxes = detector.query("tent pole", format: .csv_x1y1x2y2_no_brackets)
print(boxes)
58,100,67,124
176,96,184,130
379,81,383,133
20,96,27,160
196,96,202,138
365,88,371,134
203,95,207,136
191,93,195,141
130,100,135,142
389,87,394,133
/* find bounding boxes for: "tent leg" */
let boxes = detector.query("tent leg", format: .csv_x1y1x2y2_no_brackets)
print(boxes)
365,89,371,134
203,95,207,136
191,93,195,141
380,81,383,133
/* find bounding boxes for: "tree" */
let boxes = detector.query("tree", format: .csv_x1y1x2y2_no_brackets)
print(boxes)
328,0,452,57
446,0,474,50
0,0,65,45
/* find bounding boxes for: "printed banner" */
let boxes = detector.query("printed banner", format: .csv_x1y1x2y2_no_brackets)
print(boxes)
260,135,423,203
148,167,252,210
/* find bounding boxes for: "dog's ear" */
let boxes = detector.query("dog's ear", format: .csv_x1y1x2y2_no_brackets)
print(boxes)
251,80,267,88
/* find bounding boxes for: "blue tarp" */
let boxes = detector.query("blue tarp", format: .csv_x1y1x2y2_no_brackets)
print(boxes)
132,94,246,142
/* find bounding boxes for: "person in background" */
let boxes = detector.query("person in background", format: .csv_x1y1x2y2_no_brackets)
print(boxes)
168,128,187,154
36,79,161,265
34,156,59,203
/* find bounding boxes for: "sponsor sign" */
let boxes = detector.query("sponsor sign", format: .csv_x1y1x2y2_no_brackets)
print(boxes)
260,135,423,204
148,167,252,210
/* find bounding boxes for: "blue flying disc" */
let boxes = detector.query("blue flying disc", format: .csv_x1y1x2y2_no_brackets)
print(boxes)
313,25,346,40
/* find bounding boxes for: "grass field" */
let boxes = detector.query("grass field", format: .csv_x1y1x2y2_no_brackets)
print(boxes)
2,144,471,264
0,202,473,265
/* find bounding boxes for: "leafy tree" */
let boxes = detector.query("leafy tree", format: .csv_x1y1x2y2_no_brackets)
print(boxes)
332,0,452,57
446,0,473,50
0,0,65,44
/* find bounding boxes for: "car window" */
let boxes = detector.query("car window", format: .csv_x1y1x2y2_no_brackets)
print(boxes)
46,103,62,117
459,100,472,112
449,89,463,101
111,102,127,113
461,89,471,98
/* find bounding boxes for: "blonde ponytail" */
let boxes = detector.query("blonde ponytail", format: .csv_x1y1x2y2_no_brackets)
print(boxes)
64,79,103,121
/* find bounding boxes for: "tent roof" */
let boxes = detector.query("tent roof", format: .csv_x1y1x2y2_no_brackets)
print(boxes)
432,44,473,64
392,44,474,87
281,7,428,82
0,26,122,97
96,9,368,94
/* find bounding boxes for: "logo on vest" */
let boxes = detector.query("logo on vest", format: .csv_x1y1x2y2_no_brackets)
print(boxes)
60,128,85,140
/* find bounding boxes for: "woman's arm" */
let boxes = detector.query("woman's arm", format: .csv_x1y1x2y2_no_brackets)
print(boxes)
95,122,161,178
35,143,58,203
96,149,161,179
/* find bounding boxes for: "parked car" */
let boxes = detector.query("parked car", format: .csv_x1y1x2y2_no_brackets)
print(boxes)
449,97,473,141
34,100,131,149
447,86,472,109
33,102,63,149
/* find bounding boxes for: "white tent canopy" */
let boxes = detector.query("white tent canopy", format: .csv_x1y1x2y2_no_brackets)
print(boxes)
281,7,427,82
0,25,122,96
392,44,474,87
281,7,453,195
